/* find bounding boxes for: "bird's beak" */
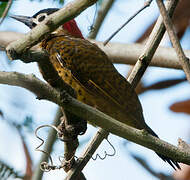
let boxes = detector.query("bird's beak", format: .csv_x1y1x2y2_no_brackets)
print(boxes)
10,15,33,29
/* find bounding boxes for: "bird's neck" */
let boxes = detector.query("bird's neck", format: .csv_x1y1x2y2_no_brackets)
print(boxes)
49,20,84,39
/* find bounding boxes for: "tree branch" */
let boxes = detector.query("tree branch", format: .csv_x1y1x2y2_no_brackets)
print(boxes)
88,0,115,39
32,108,62,180
104,0,153,45
0,71,190,164
156,0,190,82
0,31,186,70
65,128,108,180
6,0,98,60
127,0,178,87
1,1,189,178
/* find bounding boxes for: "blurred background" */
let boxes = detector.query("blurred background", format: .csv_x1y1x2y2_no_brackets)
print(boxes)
0,0,190,179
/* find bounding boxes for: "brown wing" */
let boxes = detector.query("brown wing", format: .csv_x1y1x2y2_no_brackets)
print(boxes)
42,34,181,169
69,38,143,113
44,35,146,128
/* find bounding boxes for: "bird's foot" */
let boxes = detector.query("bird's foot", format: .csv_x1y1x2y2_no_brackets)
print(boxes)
60,90,73,103
57,116,87,141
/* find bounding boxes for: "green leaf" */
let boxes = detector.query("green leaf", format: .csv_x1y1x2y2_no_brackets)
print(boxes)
0,2,8,17
58,0,64,4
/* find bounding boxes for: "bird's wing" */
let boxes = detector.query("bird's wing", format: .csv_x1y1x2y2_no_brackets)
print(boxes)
85,40,141,111
49,36,143,125
69,38,143,116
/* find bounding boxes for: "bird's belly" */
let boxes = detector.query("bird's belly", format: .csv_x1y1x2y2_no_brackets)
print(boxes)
56,66,94,105
51,61,145,129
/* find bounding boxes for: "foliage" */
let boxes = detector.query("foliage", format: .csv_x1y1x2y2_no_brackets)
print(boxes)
0,160,23,180
0,2,7,17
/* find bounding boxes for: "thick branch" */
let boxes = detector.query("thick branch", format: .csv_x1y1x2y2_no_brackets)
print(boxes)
95,40,182,69
6,0,98,60
0,71,190,164
128,0,178,87
0,31,185,69
156,0,190,82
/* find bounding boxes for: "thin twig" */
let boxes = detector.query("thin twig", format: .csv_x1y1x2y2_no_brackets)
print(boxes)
0,0,12,25
32,109,62,180
88,0,115,39
65,129,108,180
103,0,153,45
59,108,81,172
127,0,178,88
131,154,175,179
156,0,190,83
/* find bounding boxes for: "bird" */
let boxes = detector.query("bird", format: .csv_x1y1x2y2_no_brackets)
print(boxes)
11,8,180,170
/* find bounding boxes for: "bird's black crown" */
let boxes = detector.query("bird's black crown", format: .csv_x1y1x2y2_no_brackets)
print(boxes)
32,8,59,18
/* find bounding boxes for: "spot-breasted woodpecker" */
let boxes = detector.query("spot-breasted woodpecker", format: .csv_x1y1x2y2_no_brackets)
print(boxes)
11,8,180,170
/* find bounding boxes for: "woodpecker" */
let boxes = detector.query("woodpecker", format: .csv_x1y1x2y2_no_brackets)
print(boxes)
11,8,180,170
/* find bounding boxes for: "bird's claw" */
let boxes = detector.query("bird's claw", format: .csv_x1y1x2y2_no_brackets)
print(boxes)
60,90,72,103
57,116,87,142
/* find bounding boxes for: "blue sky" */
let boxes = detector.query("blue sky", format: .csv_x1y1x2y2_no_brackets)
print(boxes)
0,0,190,179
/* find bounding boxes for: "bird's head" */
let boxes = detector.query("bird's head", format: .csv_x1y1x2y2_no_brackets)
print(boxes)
11,8,84,39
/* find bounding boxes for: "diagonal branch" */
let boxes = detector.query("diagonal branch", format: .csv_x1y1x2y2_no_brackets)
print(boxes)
104,0,153,45
31,109,62,180
88,0,115,39
128,0,178,88
6,0,98,60
156,0,190,82
65,128,108,180
0,71,190,164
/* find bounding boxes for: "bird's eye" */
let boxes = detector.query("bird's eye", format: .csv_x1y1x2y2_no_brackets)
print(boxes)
38,15,45,22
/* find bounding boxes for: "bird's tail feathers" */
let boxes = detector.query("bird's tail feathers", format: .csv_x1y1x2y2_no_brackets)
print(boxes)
146,126,180,170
